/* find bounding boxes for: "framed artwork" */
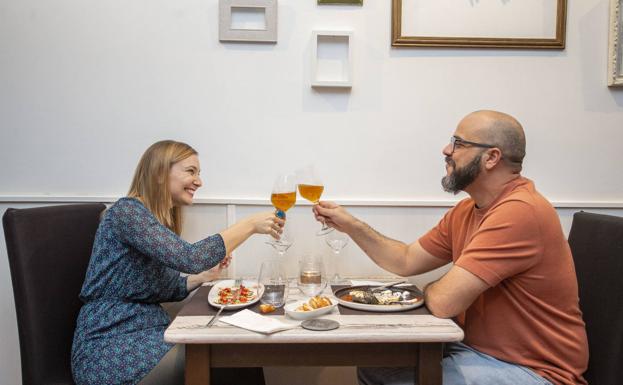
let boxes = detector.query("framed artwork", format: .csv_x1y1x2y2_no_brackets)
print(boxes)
318,0,363,4
219,0,277,43
311,30,353,88
391,0,567,49
608,0,623,86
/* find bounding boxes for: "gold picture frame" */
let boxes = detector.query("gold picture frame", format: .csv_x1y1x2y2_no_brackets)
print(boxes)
391,0,567,49
608,0,623,86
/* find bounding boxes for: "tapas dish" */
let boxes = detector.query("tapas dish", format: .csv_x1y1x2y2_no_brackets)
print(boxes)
285,296,337,320
333,285,424,312
208,279,261,309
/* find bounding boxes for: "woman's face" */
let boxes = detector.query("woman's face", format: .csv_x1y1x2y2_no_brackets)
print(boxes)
169,154,202,206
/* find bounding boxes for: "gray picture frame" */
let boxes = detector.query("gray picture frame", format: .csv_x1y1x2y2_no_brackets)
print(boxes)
219,0,278,43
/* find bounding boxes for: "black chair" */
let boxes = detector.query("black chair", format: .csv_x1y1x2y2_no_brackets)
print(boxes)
568,211,623,385
3,203,105,385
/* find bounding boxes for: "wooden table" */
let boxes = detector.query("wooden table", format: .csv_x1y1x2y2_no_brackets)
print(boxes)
164,283,464,385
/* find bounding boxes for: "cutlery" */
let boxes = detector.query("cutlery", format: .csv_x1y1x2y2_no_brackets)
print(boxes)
207,278,242,328
369,280,408,292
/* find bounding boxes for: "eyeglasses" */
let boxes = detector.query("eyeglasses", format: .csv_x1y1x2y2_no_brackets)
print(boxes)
450,136,496,154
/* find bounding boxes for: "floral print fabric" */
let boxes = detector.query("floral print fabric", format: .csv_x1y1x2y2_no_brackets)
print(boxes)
72,197,225,384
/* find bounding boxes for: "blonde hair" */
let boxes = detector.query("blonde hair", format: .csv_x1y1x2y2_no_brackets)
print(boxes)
127,140,198,235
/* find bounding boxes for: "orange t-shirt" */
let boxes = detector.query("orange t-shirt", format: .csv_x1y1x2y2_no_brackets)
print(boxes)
419,177,588,385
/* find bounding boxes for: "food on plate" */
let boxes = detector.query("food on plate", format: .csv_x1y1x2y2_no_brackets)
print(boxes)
259,304,276,314
216,284,256,305
343,289,415,305
295,296,333,312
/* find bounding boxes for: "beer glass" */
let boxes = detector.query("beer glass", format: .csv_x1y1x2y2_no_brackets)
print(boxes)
297,165,333,235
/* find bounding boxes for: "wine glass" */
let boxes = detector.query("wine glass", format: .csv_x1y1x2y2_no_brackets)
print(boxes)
266,173,296,253
258,260,289,308
325,230,349,284
297,254,327,297
296,165,334,236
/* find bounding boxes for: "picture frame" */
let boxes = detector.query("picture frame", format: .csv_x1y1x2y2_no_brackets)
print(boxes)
219,0,278,43
318,0,363,4
608,0,623,86
391,0,567,49
311,30,353,88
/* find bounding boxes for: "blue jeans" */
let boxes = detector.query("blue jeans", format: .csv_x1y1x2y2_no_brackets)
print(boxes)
358,342,552,385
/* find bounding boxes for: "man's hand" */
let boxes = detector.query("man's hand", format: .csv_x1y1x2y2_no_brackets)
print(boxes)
313,201,357,233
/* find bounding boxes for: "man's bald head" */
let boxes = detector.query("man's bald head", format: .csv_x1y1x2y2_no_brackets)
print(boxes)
462,110,526,172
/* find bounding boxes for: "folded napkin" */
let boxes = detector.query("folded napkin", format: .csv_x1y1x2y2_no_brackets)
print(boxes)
220,309,299,334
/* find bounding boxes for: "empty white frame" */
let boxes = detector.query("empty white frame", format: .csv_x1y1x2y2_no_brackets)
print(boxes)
311,31,353,88
219,0,277,43
608,0,623,86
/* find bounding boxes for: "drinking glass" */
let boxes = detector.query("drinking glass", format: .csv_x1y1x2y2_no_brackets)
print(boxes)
266,173,296,253
325,230,349,284
258,260,289,308
297,255,327,297
296,165,334,235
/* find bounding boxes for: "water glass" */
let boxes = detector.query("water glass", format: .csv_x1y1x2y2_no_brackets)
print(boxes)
297,255,327,297
258,260,288,308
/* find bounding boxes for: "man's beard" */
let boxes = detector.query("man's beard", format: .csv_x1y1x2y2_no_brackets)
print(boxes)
441,153,483,194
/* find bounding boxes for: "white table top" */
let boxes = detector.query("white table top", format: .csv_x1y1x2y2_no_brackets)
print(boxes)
164,281,464,345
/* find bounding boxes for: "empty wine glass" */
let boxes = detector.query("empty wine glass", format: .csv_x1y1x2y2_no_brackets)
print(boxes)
266,173,296,253
325,230,349,284
258,259,289,308
296,165,334,236
297,254,327,297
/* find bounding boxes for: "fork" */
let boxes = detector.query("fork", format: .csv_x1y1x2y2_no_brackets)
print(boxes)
370,280,407,292
207,278,242,328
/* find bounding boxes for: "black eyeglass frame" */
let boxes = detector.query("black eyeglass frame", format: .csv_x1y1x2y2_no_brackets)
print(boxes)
450,136,496,154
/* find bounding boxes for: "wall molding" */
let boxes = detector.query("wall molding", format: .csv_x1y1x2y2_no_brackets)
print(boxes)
1,195,622,209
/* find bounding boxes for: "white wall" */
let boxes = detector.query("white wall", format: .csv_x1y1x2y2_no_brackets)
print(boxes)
1,0,623,384
1,0,622,203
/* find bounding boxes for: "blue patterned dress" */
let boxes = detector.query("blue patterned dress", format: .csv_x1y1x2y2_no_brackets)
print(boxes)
71,197,226,385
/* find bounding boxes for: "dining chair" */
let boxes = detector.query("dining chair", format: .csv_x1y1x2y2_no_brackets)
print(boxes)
3,203,106,385
568,211,623,385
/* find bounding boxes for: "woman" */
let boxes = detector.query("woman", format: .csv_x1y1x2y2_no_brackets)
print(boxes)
71,140,282,384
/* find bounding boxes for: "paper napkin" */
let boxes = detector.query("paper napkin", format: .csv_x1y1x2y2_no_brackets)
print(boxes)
220,309,299,334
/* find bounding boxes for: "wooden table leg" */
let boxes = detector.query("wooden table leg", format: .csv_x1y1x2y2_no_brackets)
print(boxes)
417,343,443,385
186,344,210,385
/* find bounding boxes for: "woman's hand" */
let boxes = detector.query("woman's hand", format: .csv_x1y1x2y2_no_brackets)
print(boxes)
219,211,285,256
186,255,231,291
246,211,285,239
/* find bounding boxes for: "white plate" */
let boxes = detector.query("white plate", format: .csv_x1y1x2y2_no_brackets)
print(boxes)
208,279,262,310
284,299,338,320
333,286,425,312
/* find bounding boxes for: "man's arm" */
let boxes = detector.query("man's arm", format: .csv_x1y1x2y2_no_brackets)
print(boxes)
424,265,489,318
314,202,449,276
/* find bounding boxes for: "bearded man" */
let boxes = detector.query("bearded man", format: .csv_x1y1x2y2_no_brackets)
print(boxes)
313,110,588,385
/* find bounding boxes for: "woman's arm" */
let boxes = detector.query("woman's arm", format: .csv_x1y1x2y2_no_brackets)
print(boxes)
219,211,284,255
186,255,232,291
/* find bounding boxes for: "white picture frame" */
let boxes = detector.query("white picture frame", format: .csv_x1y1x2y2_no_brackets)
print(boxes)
311,30,353,88
219,0,278,43
608,0,623,86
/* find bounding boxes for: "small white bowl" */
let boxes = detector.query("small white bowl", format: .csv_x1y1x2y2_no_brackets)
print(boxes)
284,299,337,320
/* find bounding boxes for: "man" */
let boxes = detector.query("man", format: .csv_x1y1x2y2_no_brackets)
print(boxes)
314,111,588,385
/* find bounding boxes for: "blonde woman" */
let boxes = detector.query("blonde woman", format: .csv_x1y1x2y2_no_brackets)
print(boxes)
71,140,282,385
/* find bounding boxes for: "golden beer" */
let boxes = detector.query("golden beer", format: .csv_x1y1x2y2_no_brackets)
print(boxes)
298,184,324,203
271,191,296,212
